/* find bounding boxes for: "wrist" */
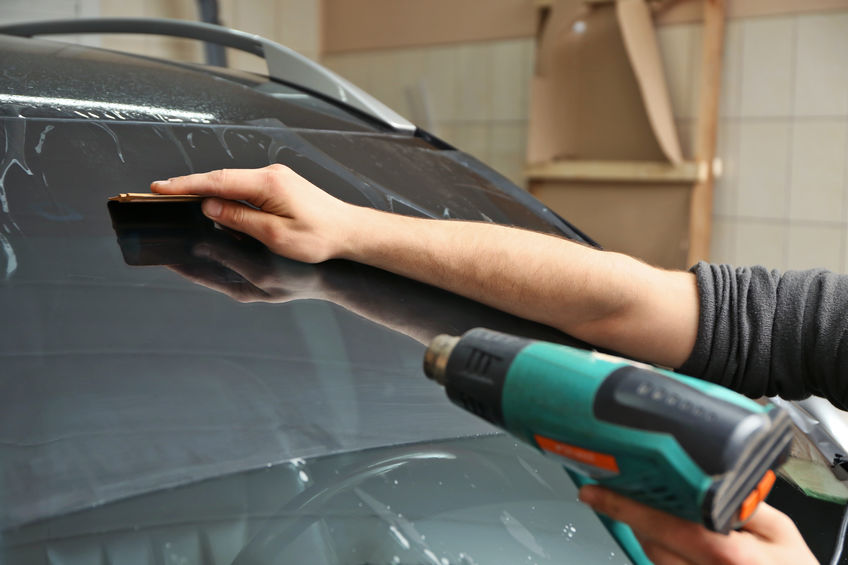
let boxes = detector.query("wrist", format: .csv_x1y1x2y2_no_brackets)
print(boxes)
333,205,391,262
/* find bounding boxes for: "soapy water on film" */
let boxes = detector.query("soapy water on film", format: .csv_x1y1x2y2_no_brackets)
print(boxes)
0,117,30,278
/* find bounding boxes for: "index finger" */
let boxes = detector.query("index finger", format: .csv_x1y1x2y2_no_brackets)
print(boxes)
151,166,287,208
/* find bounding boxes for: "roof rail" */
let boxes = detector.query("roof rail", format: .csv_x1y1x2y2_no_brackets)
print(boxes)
0,17,416,133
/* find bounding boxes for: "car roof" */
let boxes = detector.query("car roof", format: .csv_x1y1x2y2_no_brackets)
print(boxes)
0,34,379,131
0,33,590,528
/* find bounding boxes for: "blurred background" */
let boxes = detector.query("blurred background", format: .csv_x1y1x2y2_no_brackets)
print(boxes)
4,0,848,272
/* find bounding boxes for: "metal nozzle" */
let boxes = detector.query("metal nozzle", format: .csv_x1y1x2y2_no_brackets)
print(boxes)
423,334,460,386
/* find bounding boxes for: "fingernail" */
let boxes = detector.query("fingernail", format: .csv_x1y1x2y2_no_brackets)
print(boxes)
152,179,170,186
203,199,223,218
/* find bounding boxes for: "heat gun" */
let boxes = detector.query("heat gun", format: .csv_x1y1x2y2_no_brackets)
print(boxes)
423,328,793,543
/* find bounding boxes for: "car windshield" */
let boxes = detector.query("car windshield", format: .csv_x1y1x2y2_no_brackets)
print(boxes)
0,33,626,565
3,435,629,564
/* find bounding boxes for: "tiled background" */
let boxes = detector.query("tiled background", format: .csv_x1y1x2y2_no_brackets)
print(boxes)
660,14,848,273
3,2,848,272
322,40,535,191
0,0,319,69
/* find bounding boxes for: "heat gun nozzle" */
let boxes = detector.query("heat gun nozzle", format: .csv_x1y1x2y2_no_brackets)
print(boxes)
423,334,460,386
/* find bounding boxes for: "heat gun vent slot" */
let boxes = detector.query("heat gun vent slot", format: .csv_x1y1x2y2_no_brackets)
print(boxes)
464,347,496,376
611,477,687,514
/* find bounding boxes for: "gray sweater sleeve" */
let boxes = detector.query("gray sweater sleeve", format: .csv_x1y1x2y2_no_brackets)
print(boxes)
676,262,848,410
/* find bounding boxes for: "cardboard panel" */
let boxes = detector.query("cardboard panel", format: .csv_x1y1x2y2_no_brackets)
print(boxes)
530,180,692,269
527,1,681,165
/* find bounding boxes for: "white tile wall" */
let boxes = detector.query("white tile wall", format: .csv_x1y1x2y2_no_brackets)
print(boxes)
696,10,848,274
447,122,492,166
456,43,493,122
712,120,739,217
736,120,791,220
719,20,743,119
490,39,532,122
709,216,736,265
793,13,848,118
424,45,462,123
1,0,101,45
101,0,319,71
734,220,788,270
789,120,848,223
323,37,536,187
787,224,843,271
275,0,320,61
739,17,796,118
2,0,89,20
489,122,528,186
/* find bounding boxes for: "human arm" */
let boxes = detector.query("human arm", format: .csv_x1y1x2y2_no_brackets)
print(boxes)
680,263,848,409
578,485,818,565
151,164,699,367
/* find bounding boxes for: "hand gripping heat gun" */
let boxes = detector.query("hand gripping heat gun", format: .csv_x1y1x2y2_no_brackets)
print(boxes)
423,328,794,563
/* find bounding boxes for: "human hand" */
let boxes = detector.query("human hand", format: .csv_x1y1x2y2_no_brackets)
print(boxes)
578,485,818,565
151,165,359,264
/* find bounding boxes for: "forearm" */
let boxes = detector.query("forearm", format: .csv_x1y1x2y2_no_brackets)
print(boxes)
341,206,699,367
152,167,699,367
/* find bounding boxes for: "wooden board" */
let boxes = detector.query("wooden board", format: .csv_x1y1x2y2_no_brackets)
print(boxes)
322,0,536,53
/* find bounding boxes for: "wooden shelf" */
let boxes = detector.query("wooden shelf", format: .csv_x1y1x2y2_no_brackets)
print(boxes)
529,0,725,266
525,159,702,184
